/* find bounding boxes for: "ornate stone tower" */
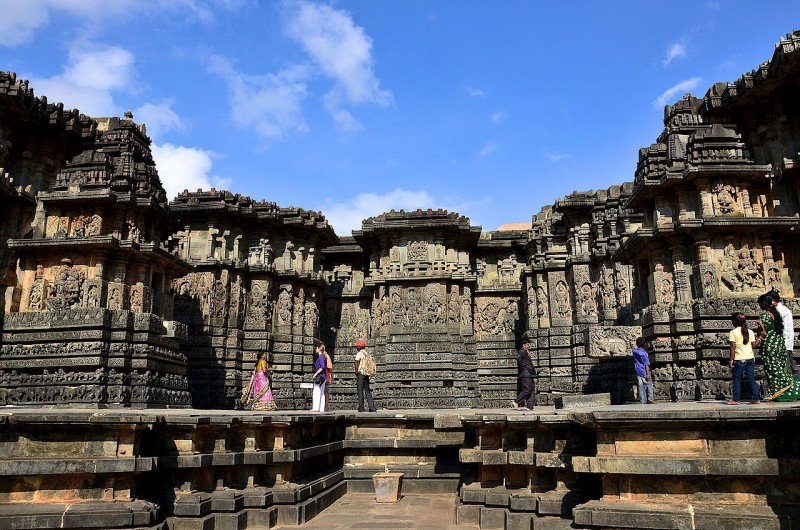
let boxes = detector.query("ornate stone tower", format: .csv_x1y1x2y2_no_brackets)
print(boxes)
0,86,191,406
169,191,337,408
338,209,483,408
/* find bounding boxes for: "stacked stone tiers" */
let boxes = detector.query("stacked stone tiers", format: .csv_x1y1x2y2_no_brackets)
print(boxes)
476,336,518,408
0,309,190,407
0,410,348,530
0,403,798,529
329,329,481,411
452,404,800,529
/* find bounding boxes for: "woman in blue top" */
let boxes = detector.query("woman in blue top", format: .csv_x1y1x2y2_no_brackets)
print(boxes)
311,343,327,412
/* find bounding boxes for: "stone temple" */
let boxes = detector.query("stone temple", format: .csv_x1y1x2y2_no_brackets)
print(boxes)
0,31,799,530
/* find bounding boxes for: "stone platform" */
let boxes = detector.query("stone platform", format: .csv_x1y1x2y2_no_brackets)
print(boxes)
0,402,798,529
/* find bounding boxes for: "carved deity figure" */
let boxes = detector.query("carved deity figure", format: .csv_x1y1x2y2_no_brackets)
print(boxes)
657,277,674,306
28,281,43,311
497,299,518,333
276,288,292,326
554,281,570,319
211,280,227,318
702,269,717,297
292,289,304,327
72,215,87,238
125,220,142,242
86,215,102,236
578,283,598,317
407,241,428,261
720,243,764,292
600,269,616,309
130,285,144,313
109,286,122,310
766,266,782,292
304,299,319,332
46,260,85,311
84,285,100,308
391,291,403,325
55,218,68,239
460,298,472,329
448,288,460,324
713,182,739,215
536,286,548,318
372,295,384,332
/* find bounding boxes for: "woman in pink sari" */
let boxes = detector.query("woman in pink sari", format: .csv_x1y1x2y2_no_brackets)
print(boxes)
242,352,277,411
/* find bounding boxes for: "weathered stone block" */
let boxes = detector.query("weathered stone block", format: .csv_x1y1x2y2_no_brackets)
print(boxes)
554,393,611,409
480,506,507,529
505,511,533,530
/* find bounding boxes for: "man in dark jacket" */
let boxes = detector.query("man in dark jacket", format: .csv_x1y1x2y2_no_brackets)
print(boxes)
513,339,536,410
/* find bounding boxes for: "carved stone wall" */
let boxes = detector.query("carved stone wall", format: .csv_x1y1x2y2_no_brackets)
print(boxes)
4,32,800,408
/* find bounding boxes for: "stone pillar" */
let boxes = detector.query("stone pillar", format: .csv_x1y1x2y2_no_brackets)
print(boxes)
676,188,694,221
670,246,691,303
535,274,550,329
654,197,674,227
740,187,753,216
696,178,714,217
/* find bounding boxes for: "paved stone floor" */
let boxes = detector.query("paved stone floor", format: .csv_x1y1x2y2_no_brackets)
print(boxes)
275,493,475,529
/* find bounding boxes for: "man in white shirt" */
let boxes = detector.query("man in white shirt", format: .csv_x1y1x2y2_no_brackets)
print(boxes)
768,290,800,377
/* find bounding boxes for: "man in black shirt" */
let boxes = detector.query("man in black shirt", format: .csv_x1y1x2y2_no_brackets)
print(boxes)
512,339,536,410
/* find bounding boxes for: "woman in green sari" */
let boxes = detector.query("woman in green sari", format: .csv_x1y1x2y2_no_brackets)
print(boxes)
757,294,800,401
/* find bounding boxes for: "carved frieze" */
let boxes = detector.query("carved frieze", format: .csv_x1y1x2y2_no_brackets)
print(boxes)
407,241,428,261
549,272,571,325
425,283,446,325
719,242,764,293
711,181,740,215
586,325,643,358
45,259,86,311
276,286,292,326
652,271,675,306
129,283,152,313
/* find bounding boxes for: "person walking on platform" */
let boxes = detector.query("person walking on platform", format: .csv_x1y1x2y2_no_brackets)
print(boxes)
311,342,328,412
727,312,761,405
765,290,800,378
632,337,655,404
353,340,377,412
512,339,536,410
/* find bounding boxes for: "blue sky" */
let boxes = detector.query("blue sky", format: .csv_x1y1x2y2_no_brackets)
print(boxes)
2,1,798,235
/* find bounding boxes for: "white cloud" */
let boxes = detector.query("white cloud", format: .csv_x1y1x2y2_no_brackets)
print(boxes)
26,43,136,116
479,142,497,157
208,54,310,143
652,77,703,108
285,0,391,130
329,107,364,133
546,149,570,162
662,42,687,67
323,189,440,235
0,0,50,46
323,188,488,235
467,86,485,98
151,143,231,199
0,0,247,47
65,45,136,91
133,101,185,141
491,111,508,125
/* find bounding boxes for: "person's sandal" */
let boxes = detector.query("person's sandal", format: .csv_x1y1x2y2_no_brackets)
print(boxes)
725,400,740,405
